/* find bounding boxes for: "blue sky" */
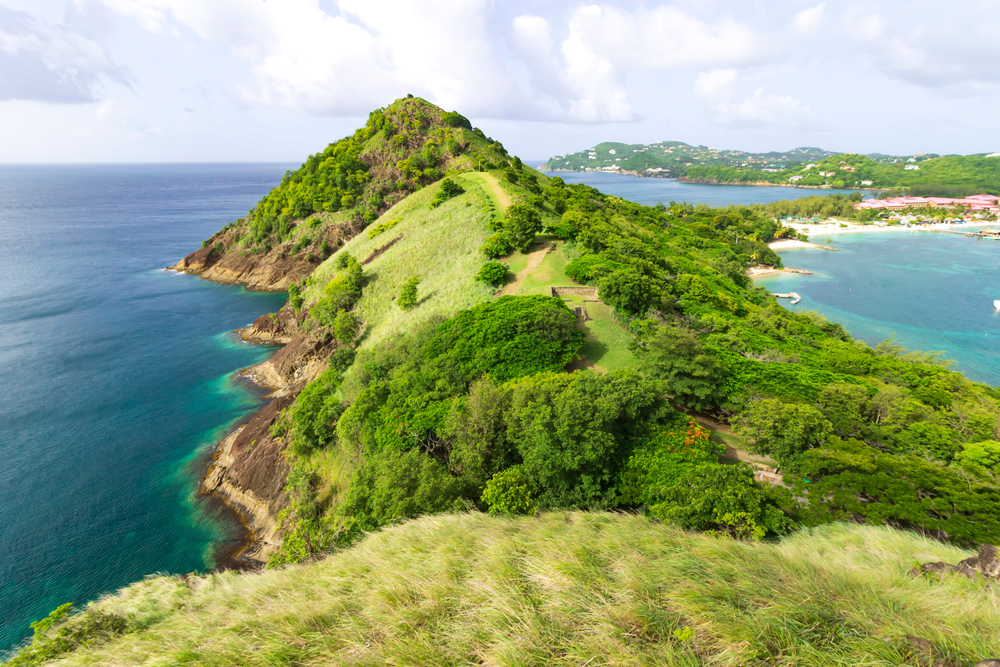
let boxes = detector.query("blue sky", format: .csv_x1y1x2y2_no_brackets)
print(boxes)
1,0,998,163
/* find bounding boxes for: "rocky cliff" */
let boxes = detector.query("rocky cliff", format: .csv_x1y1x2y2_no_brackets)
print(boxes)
202,305,337,566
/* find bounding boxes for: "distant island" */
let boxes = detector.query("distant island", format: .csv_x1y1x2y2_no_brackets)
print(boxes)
541,141,1000,197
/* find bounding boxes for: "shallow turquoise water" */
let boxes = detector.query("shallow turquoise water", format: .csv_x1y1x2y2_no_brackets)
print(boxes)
757,231,1000,386
0,164,291,653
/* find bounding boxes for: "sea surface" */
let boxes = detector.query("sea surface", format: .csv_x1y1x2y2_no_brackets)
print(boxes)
757,231,1000,386
0,164,292,653
539,170,869,206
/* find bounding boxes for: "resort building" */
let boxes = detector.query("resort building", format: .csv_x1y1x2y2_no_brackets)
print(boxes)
855,194,1000,212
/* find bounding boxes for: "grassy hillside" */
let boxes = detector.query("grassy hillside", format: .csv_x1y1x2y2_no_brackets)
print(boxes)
9,513,998,666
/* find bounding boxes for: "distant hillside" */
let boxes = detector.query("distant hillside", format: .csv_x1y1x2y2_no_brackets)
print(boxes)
541,141,836,178
541,142,1000,195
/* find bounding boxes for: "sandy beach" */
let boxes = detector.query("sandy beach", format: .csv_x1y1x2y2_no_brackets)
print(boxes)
778,219,1000,241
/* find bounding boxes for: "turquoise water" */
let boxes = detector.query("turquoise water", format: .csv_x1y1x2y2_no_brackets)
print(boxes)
539,170,870,206
757,231,1000,386
0,164,292,652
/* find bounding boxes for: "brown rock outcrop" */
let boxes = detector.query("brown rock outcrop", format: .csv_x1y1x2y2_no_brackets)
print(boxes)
172,246,318,291
202,396,294,566
911,543,1000,581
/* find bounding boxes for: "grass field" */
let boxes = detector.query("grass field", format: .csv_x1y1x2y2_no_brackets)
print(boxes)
25,513,999,667
579,301,636,372
304,173,502,353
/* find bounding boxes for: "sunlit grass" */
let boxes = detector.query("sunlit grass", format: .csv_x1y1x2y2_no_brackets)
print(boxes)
43,513,999,666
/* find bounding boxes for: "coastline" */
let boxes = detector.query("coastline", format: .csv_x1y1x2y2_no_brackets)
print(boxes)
539,168,873,191
782,219,1000,238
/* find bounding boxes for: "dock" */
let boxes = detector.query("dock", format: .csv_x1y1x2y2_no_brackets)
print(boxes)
774,292,802,305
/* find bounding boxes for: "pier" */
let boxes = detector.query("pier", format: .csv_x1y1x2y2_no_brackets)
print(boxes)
774,292,802,305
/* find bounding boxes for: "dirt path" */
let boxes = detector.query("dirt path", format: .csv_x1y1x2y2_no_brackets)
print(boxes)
479,172,512,211
502,245,548,296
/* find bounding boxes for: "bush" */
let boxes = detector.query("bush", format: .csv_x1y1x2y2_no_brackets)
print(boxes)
333,310,363,345
503,204,542,252
398,277,420,310
475,261,510,287
647,463,794,540
429,178,465,208
598,269,657,317
482,468,536,516
312,256,364,327
288,283,304,311
341,449,468,531
441,110,472,129
480,232,512,259
632,324,728,412
735,398,833,469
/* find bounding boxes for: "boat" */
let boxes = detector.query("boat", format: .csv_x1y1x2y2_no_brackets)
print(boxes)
995,300,1000,310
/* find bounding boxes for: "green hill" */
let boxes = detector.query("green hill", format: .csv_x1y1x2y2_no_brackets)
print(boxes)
8,514,998,666
9,98,1000,664
541,141,1000,195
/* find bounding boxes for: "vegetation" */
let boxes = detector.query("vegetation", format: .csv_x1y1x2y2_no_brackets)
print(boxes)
11,515,999,666
544,139,1000,196
684,152,1000,195
396,276,420,310
474,260,509,287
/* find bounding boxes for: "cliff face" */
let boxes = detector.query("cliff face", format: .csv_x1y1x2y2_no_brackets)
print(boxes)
204,307,337,566
171,245,314,291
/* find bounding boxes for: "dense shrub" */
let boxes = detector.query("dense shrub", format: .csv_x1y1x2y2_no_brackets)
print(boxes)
341,449,469,531
398,277,420,310
648,463,794,540
333,310,363,345
481,467,536,516
475,261,510,287
311,256,364,327
429,178,465,208
480,232,512,259
502,204,542,252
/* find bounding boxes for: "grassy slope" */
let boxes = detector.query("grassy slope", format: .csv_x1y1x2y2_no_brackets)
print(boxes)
38,513,1000,666
304,173,501,352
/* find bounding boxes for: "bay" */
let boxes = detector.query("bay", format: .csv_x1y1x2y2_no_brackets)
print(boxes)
0,164,292,653
757,231,1000,386
538,170,870,206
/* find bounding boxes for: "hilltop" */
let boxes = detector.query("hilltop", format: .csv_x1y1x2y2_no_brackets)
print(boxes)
541,141,1000,195
8,514,999,666
9,97,1000,664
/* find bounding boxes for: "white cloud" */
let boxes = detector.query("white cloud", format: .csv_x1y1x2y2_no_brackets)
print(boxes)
99,0,537,118
694,69,737,103
570,4,765,70
0,4,131,103
714,87,809,128
792,3,825,34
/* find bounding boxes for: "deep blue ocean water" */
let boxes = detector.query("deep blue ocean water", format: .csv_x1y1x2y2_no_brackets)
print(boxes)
0,164,292,652
757,231,1000,386
539,170,869,206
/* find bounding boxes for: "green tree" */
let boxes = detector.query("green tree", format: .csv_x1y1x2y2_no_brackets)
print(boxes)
333,310,363,345
480,232,512,259
481,467,536,516
647,463,794,540
736,398,833,468
398,277,420,310
503,204,542,251
598,269,656,317
475,261,510,287
633,325,727,411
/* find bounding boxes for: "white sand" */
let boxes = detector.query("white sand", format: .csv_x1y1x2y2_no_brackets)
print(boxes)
781,219,1000,239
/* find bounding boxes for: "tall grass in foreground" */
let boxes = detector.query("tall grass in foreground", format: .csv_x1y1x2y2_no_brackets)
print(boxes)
32,513,1000,666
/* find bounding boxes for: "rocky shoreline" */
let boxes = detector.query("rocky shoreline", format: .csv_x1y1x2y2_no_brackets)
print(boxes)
174,243,337,568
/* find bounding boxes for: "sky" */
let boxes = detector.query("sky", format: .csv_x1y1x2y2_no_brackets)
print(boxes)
1,0,999,164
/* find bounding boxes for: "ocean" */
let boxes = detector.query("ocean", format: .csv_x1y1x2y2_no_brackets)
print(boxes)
538,170,870,206
0,164,291,653
756,231,1000,386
